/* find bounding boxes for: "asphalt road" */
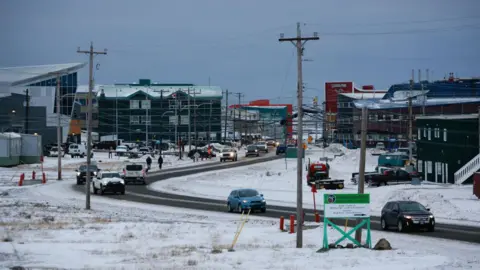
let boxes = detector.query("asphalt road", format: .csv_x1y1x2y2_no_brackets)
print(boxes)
72,149,480,244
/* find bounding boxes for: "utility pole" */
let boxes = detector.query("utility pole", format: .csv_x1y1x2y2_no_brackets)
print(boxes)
408,69,414,163
145,91,149,145
233,92,243,143
279,22,319,248
223,90,229,143
56,75,62,181
188,87,191,152
355,106,368,243
77,42,107,210
24,88,30,134
115,88,118,143
193,90,197,150
478,106,480,153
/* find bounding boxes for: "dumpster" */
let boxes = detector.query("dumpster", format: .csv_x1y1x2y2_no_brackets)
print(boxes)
474,172,480,199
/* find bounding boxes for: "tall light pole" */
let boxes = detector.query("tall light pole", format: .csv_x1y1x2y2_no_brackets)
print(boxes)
188,87,191,152
145,88,149,146
116,88,118,142
279,22,319,248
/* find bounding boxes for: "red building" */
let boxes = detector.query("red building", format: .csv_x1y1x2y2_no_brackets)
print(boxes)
229,99,294,138
324,82,387,138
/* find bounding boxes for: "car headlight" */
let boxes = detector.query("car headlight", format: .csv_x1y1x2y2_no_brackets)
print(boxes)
242,200,248,203
93,171,97,175
77,172,80,176
429,215,434,219
230,153,233,157
255,149,258,152
404,215,412,219
262,199,266,202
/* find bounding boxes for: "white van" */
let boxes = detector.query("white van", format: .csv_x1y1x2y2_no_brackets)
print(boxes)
69,143,87,158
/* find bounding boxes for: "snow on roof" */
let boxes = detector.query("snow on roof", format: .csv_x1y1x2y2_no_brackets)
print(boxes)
0,132,22,139
0,63,87,86
76,85,103,93
353,97,480,109
97,84,222,99
339,93,386,99
416,113,478,120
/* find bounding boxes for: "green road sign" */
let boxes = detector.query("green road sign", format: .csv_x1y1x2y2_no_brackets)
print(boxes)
324,194,370,204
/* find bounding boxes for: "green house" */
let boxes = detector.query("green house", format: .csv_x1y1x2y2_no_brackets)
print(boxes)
416,114,479,184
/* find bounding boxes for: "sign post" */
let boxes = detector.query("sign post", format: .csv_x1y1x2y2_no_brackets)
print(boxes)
322,193,371,249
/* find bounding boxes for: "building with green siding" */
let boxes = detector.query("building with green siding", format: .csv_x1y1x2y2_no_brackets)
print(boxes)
95,79,223,144
416,114,479,184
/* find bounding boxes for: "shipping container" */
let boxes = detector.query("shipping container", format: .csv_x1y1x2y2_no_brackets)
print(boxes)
0,133,22,167
20,134,42,164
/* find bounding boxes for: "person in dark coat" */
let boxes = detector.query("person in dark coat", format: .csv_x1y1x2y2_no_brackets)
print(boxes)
158,156,163,169
146,156,152,170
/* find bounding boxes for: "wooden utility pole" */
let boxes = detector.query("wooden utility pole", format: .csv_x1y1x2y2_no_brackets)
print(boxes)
56,75,62,181
279,22,319,248
223,90,229,143
77,42,107,210
24,88,30,134
408,69,414,163
233,92,243,143
355,106,368,243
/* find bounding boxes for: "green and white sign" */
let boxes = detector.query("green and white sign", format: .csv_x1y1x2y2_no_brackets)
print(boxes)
324,194,370,218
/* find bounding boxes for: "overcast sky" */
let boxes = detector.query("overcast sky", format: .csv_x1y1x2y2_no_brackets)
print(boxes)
1,0,479,104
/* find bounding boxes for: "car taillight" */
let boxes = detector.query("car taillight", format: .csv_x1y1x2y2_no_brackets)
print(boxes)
123,169,126,175
383,171,389,176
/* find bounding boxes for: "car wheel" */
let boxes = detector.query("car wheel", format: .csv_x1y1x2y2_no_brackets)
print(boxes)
76,179,82,185
381,217,388,230
237,204,242,213
261,208,266,213
121,189,125,195
397,220,404,232
227,203,233,212
81,154,85,158
93,184,98,194
100,184,105,195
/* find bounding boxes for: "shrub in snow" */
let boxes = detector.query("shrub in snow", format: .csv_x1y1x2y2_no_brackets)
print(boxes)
373,238,392,250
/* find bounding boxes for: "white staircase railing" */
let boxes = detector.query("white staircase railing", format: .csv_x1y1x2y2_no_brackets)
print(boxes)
454,153,480,185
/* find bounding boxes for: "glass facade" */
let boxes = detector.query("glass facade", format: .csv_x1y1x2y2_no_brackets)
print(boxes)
28,72,78,116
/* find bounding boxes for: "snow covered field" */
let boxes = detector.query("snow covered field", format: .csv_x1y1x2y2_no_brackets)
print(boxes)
0,151,219,187
150,144,480,227
1,181,479,269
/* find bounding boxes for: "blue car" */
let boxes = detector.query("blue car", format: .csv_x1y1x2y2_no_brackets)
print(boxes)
227,188,266,213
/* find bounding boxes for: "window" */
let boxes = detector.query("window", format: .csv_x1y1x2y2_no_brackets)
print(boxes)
434,128,440,138
130,115,139,124
436,162,442,175
130,100,139,109
427,161,432,173
443,128,447,141
418,160,423,173
427,128,431,140
141,115,151,124
423,128,427,138
141,100,151,109
417,128,421,140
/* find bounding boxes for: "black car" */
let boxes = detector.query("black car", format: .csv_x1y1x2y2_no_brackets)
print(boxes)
380,200,435,232
245,145,260,157
76,164,100,185
187,149,216,159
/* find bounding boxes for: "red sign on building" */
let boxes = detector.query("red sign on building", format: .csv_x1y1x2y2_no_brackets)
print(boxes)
324,82,353,114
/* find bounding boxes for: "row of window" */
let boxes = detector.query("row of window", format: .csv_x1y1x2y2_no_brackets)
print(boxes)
129,99,220,111
130,115,151,124
130,100,151,109
337,114,408,124
417,160,449,183
418,127,447,142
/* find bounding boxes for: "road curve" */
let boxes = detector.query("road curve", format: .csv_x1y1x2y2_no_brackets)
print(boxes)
72,150,480,244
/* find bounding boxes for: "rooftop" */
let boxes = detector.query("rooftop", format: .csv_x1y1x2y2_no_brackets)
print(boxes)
416,113,479,120
97,84,223,99
0,63,86,87
353,97,480,109
339,92,386,100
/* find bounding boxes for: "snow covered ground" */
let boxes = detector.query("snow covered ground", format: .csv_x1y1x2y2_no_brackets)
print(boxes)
0,151,220,187
149,144,480,227
1,181,479,269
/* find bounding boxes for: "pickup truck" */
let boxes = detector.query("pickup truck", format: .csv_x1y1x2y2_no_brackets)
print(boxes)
350,166,391,184
367,169,413,187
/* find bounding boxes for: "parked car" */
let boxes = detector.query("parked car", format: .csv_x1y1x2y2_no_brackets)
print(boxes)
255,142,268,153
116,145,129,156
380,200,435,232
245,145,260,157
187,149,216,159
49,146,65,157
378,153,409,167
76,164,100,185
93,171,125,195
227,188,266,213
276,144,287,155
220,148,238,162
139,147,152,155
122,163,146,184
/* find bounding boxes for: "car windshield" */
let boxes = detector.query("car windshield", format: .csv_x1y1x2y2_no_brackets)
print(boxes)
399,202,427,212
102,173,121,178
222,149,233,152
126,165,143,171
287,145,295,147
51,147,58,151
247,145,257,150
278,144,285,147
256,143,265,146
79,165,98,171
238,189,259,197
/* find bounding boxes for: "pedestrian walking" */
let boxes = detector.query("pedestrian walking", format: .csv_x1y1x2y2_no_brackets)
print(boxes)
158,155,163,169
146,156,152,171
108,147,113,158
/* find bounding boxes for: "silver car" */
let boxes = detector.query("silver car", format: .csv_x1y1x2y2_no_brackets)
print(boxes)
255,142,268,153
220,148,238,162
